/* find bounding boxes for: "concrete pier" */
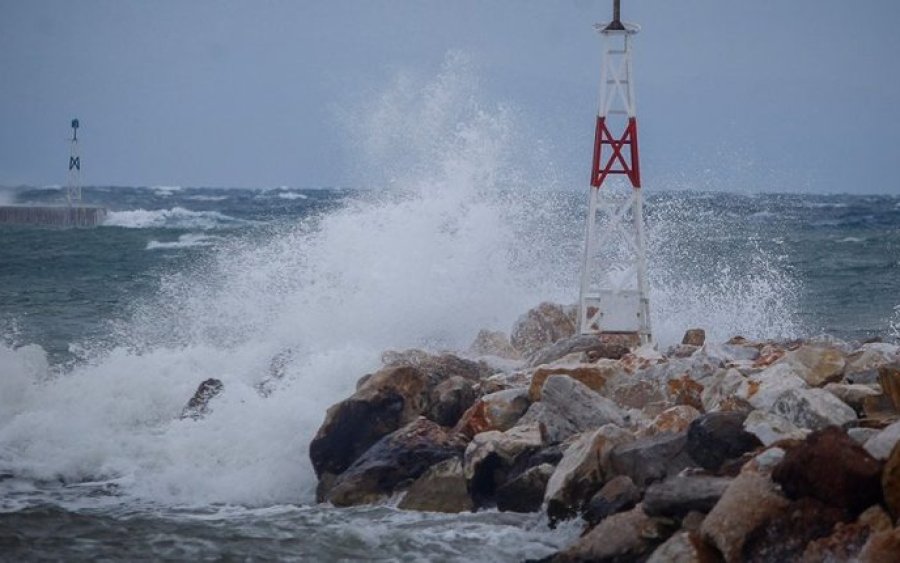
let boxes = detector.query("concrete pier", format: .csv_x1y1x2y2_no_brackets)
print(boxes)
0,205,107,227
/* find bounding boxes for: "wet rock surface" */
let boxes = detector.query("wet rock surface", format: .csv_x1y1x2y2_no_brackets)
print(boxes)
772,426,883,515
308,310,900,561
180,378,224,420
686,411,762,472
327,417,464,507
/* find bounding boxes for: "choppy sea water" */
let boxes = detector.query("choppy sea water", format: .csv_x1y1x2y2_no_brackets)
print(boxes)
0,182,899,561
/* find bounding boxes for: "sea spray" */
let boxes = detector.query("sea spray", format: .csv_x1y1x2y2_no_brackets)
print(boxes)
0,54,803,507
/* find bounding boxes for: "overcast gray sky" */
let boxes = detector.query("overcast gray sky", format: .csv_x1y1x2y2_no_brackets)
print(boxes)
1,1,898,193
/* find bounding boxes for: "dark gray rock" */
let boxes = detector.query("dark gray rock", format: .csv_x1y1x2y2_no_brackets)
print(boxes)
327,417,464,507
686,411,762,472
643,474,733,518
180,378,224,420
496,463,555,513
609,432,696,489
398,458,473,513
428,375,477,427
518,375,626,444
529,334,630,367
583,475,641,527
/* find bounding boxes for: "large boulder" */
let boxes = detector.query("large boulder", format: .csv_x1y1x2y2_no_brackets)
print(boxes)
398,458,473,513
700,469,790,563
858,527,900,563
527,362,618,402
882,441,900,521
735,363,807,411
552,505,672,563
544,424,634,524
864,420,900,460
311,353,491,483
643,474,733,518
609,431,696,489
528,334,631,367
771,426,883,516
468,329,521,360
770,387,857,431
742,409,808,446
495,463,555,513
776,345,845,387
326,418,465,507
647,531,720,563
640,405,702,438
518,375,626,444
582,475,641,528
510,302,576,359
845,343,900,383
878,362,900,411
428,376,477,427
686,411,762,472
700,368,749,413
463,424,543,504
800,505,894,562
453,388,530,439
310,365,430,484
741,498,848,562
824,382,882,414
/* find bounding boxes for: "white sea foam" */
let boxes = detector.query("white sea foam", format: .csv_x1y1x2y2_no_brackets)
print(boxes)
153,185,183,197
146,234,221,250
104,207,245,230
0,53,801,508
184,195,228,202
277,192,308,200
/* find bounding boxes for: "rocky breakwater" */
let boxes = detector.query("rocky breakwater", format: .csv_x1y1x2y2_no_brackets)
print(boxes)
308,302,900,561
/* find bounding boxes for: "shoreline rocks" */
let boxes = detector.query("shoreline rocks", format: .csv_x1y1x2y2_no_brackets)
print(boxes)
304,303,900,560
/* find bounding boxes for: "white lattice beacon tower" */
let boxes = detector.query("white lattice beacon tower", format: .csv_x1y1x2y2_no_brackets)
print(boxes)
577,0,652,345
67,118,82,207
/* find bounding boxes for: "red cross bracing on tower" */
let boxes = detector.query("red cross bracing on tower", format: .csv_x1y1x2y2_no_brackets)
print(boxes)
590,115,641,188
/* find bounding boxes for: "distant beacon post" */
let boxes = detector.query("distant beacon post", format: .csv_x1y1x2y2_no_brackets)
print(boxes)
577,0,652,345
67,118,82,206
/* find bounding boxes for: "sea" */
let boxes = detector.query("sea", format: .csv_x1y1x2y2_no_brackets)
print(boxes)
0,181,898,561
0,57,898,562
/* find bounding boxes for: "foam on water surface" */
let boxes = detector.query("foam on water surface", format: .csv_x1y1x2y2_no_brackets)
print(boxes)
0,54,803,510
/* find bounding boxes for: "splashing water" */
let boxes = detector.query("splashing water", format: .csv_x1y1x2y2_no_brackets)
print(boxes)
0,53,801,508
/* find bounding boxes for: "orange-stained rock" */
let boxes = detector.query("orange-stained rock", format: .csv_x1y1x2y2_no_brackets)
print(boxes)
800,506,893,562
772,426,884,516
700,469,790,563
510,302,576,358
527,362,616,402
777,345,846,387
667,375,705,411
882,441,900,520
453,388,530,440
877,362,900,412
858,527,900,563
640,405,702,437
468,329,521,360
682,328,706,347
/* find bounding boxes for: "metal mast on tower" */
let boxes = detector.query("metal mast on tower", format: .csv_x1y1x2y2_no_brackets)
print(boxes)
67,118,81,206
577,0,652,345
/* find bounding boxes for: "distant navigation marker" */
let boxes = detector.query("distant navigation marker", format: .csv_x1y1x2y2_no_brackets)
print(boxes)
577,0,652,345
67,118,82,206
0,118,106,227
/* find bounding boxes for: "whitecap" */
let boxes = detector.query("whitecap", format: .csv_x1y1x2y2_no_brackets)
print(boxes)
103,207,246,230
277,192,308,200
146,234,221,250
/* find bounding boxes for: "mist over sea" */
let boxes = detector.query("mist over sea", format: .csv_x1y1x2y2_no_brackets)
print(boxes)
1,61,899,560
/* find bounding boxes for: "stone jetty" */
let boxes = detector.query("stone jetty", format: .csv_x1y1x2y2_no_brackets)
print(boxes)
0,205,107,227
306,302,900,561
